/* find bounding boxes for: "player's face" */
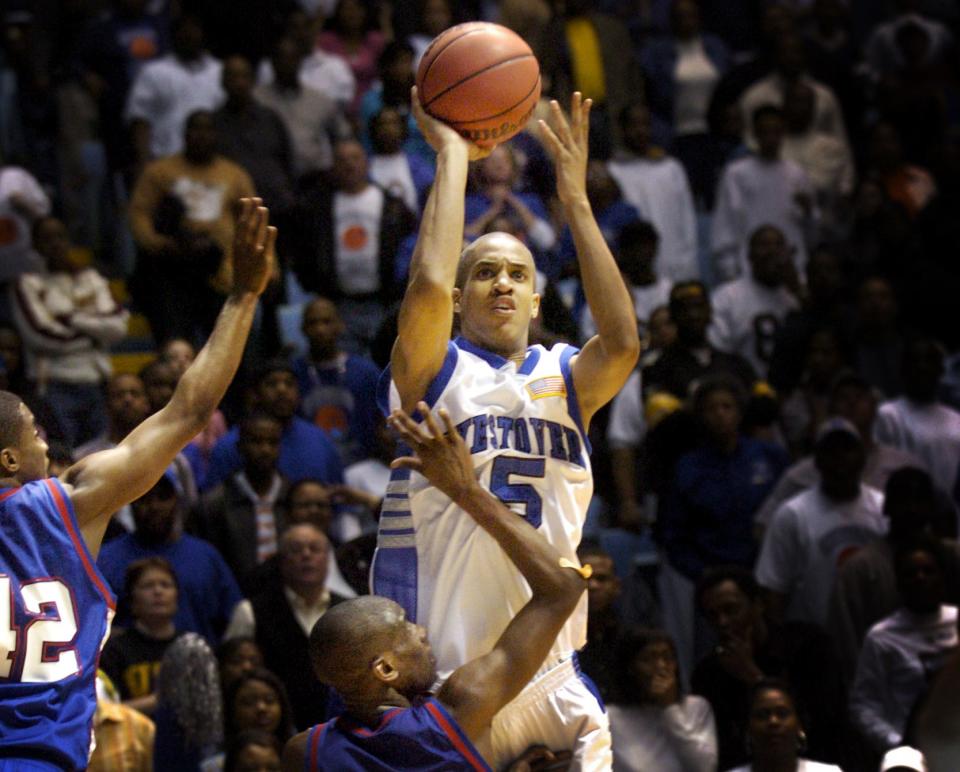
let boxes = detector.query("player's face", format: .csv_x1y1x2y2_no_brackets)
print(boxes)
390,613,436,692
15,404,49,482
233,678,282,734
130,567,178,623
454,235,540,357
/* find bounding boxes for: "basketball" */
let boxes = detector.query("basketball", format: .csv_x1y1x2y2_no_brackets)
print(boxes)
416,22,541,147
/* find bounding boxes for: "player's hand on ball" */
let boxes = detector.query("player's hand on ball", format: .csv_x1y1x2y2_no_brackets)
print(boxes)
538,92,591,208
411,87,493,161
389,403,479,502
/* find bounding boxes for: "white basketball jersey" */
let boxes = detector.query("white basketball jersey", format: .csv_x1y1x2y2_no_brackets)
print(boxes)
373,337,592,681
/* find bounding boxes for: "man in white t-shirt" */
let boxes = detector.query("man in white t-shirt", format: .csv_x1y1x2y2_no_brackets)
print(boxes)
874,338,960,496
711,105,817,283
607,103,699,283
708,224,799,378
125,15,224,165
756,420,887,626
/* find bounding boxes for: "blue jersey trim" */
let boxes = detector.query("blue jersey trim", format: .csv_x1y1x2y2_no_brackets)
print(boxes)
572,652,606,713
454,336,541,375
376,342,459,418
517,346,541,375
558,344,591,455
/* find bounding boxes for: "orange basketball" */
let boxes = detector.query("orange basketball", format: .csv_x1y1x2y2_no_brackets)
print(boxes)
416,22,541,147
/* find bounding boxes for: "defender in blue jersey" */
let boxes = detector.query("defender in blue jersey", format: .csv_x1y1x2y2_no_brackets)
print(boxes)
282,406,587,771
0,199,275,771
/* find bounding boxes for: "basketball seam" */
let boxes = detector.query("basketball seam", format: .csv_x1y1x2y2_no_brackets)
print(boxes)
423,54,536,111
419,26,490,95
445,75,541,124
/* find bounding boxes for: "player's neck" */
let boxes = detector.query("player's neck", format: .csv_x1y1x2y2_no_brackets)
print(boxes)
0,474,21,489
344,688,409,725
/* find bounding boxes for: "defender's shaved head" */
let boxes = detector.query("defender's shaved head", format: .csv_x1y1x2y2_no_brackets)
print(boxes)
0,391,24,450
309,596,405,692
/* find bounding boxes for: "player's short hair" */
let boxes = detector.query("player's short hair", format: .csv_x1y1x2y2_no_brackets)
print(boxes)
0,390,24,449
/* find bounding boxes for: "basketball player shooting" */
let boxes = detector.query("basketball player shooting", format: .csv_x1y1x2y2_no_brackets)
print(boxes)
371,91,639,770
0,199,274,770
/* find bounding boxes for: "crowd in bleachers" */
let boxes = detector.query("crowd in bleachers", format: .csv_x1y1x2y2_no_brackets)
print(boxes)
3,0,960,769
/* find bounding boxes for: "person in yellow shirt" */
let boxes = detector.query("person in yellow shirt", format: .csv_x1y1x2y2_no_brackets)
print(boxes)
89,673,156,772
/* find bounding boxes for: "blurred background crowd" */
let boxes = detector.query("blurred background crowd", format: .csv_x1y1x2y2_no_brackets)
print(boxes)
3,0,960,770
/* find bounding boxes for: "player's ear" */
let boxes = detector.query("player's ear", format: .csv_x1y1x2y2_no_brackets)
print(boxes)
372,654,400,684
452,287,462,314
0,447,19,474
530,292,540,319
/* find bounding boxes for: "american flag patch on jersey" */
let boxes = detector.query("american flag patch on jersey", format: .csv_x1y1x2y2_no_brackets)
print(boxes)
526,376,567,400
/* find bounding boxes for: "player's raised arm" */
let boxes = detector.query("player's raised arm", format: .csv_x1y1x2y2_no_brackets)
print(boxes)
62,198,276,554
539,94,640,427
389,406,587,741
391,89,488,413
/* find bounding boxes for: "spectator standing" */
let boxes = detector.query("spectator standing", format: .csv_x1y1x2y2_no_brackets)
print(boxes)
368,106,434,216
10,216,129,447
201,359,343,492
874,337,960,497
97,471,243,645
292,297,381,466
316,0,387,115
213,56,295,214
196,413,290,591
708,225,800,379
288,138,415,351
125,14,224,167
756,372,921,529
850,538,959,754
711,105,817,283
607,103,699,283
638,0,730,204
128,110,256,345
830,468,960,679
851,276,906,399
256,8,355,109
254,37,352,184
738,30,849,159
694,567,846,770
608,628,717,772
225,522,348,729
756,422,887,627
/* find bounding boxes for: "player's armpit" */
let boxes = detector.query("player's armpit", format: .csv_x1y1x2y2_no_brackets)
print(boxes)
570,335,640,428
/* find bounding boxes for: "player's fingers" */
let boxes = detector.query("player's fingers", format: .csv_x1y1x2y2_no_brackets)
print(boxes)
549,99,574,148
537,119,563,159
264,225,278,255
418,402,443,440
388,409,421,438
238,197,253,229
245,197,263,242
569,92,581,139
390,456,423,472
254,206,269,249
580,98,592,147
438,409,459,442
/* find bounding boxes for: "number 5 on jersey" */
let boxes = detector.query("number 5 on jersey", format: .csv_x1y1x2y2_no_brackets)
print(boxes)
0,574,80,683
490,456,546,528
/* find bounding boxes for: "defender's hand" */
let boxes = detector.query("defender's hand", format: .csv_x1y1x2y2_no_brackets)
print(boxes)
231,197,276,297
411,87,493,161
389,403,479,503
538,93,591,208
